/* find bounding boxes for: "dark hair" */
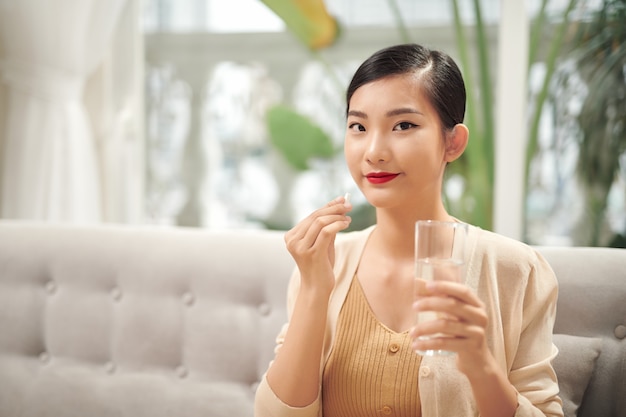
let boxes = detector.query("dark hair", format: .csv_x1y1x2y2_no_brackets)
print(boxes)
346,43,466,131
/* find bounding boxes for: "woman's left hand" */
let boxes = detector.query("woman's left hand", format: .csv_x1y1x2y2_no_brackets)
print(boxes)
410,279,493,377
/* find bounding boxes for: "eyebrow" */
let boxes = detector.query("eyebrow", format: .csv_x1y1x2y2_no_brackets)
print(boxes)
386,107,423,117
347,108,423,119
347,110,367,118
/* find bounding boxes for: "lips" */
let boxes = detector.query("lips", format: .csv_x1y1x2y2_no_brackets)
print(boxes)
365,172,400,184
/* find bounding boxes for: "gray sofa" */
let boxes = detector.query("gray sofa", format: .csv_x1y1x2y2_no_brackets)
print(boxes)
0,221,624,417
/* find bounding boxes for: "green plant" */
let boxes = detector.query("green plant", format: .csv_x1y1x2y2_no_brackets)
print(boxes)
523,0,626,246
445,0,495,230
445,0,591,237
524,0,578,241
567,0,626,246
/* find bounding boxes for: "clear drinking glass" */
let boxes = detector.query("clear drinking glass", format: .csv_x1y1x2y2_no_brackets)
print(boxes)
414,220,468,356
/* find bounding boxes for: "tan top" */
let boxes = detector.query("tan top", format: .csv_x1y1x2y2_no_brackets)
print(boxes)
255,225,564,417
322,278,421,417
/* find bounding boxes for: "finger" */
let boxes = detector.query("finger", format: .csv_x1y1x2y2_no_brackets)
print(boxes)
291,196,351,238
412,314,484,338
303,214,351,251
412,333,466,354
411,318,466,353
411,323,484,354
328,193,352,208
288,213,350,255
420,281,483,308
286,201,349,246
413,296,487,328
411,323,487,353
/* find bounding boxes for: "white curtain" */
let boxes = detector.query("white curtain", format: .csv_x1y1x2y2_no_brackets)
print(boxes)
0,0,132,222
85,0,144,223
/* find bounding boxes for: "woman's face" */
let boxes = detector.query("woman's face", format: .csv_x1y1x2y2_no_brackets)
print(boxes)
344,73,449,211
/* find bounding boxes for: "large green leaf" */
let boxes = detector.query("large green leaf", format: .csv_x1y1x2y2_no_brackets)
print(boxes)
259,0,340,50
266,104,335,171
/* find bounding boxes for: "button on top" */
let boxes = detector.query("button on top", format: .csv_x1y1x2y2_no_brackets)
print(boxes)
176,366,188,378
110,287,122,301
104,362,116,374
419,366,431,377
258,303,271,316
389,343,400,353
381,405,392,415
615,324,626,340
45,281,57,294
182,292,195,306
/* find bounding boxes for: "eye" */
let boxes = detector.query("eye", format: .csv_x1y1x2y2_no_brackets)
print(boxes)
348,122,366,132
393,121,417,131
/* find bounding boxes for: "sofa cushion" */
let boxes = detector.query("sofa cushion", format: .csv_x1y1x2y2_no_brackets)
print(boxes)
552,334,602,417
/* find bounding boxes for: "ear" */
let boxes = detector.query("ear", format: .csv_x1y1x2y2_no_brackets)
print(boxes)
444,123,468,162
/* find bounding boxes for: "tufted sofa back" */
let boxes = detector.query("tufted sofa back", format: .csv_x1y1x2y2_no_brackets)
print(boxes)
0,222,294,417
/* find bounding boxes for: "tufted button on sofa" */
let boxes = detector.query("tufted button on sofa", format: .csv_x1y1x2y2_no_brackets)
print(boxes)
0,221,625,417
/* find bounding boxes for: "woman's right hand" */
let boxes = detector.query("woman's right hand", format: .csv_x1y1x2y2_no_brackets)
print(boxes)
264,195,352,407
284,195,352,296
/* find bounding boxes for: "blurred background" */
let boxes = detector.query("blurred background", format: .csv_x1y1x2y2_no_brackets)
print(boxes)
0,0,624,247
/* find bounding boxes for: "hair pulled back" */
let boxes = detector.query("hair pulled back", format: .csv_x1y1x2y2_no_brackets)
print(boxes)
346,43,466,131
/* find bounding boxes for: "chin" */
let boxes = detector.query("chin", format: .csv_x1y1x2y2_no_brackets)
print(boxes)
359,188,399,209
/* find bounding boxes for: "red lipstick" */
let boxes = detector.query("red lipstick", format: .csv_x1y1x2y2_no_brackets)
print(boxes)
366,172,399,184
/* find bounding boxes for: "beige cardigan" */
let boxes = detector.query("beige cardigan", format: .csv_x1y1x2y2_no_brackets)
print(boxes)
255,225,563,417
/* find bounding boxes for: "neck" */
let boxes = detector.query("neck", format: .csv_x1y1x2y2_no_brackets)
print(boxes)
372,203,453,259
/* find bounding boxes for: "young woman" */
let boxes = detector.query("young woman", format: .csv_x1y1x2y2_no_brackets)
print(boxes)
255,43,563,417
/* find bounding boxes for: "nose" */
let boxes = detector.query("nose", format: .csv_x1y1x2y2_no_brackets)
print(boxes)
364,131,389,163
